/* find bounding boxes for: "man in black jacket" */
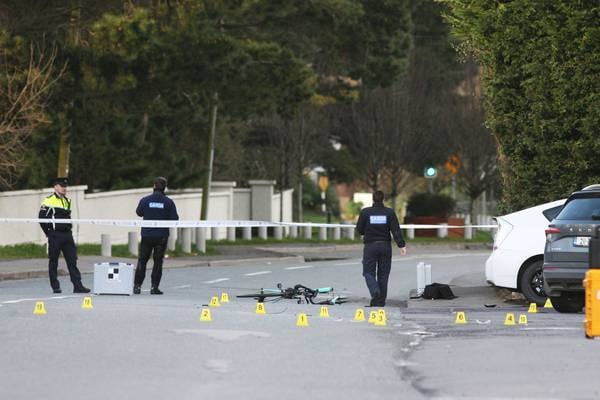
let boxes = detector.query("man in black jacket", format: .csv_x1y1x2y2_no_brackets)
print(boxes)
39,177,90,294
134,177,179,295
356,190,406,307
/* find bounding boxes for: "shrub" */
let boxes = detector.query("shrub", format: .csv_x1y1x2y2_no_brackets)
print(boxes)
406,192,455,218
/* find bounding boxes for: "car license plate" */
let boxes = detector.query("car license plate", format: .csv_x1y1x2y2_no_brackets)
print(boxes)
573,236,590,247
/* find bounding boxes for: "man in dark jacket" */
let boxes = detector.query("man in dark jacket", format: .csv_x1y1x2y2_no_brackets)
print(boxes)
39,177,90,294
356,190,407,307
134,177,179,295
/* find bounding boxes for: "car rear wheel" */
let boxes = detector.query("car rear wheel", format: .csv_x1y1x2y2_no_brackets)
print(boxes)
519,260,546,305
551,292,584,313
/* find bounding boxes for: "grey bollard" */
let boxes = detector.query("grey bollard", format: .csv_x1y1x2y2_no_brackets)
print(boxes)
176,228,183,245
333,227,341,241
258,226,268,240
101,234,111,257
437,223,448,238
319,226,327,241
274,226,283,240
464,226,473,240
407,227,415,240
181,227,192,253
195,227,206,253
345,226,355,240
128,231,138,257
289,225,298,239
168,228,177,251
211,227,219,241
243,226,252,240
304,226,312,240
227,227,236,242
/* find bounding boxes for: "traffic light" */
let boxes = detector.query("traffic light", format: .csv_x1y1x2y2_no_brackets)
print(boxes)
424,166,437,179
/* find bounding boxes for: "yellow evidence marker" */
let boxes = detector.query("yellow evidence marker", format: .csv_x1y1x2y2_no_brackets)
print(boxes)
504,313,516,326
518,314,528,325
353,309,366,321
199,308,212,322
368,310,377,324
454,311,467,324
220,292,230,303
255,302,266,315
296,313,309,327
319,306,329,318
81,297,93,310
33,301,47,315
528,303,538,313
374,309,387,326
544,298,553,309
209,296,221,307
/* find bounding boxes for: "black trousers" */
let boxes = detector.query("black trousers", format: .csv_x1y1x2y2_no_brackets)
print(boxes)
135,236,168,288
47,231,82,290
362,241,392,303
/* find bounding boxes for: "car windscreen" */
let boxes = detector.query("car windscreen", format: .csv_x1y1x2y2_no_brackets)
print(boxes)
555,197,600,220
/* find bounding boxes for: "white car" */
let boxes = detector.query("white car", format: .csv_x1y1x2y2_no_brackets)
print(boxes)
485,199,565,304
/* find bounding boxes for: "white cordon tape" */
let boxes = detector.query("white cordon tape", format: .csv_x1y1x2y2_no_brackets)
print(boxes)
0,217,497,230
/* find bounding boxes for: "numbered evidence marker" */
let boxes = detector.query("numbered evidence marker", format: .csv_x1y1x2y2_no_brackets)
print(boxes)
220,292,230,303
319,306,330,318
374,309,387,326
353,308,366,321
33,301,47,315
518,314,528,325
528,303,538,313
504,313,516,326
81,296,93,310
199,308,212,322
296,313,309,327
368,310,378,324
454,311,467,324
209,296,221,307
255,302,266,315
544,298,553,309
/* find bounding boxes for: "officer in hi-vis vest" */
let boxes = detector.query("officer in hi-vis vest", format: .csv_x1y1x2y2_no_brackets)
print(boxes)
38,177,90,294
356,190,407,307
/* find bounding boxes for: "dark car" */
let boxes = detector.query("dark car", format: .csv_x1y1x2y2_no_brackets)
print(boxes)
543,185,600,313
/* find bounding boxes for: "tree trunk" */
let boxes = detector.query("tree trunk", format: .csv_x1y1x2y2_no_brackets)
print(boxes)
200,92,218,220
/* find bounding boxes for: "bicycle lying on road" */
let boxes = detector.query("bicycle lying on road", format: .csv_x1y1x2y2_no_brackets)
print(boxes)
236,283,348,305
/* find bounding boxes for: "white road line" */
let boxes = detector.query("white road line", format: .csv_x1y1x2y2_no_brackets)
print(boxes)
284,265,314,270
203,278,230,284
334,261,361,266
244,271,272,276
171,284,192,289
2,295,77,304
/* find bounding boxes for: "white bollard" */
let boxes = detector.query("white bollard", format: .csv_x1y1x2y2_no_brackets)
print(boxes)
407,227,415,240
274,226,283,240
176,228,183,245
304,226,312,240
210,227,219,241
227,227,236,242
168,228,177,251
437,223,448,238
181,228,192,253
345,226,355,240
289,225,298,239
128,232,138,257
464,226,473,240
258,226,268,240
101,234,111,257
319,226,327,241
425,264,432,286
333,227,341,240
195,227,206,253
243,226,252,240
416,262,425,296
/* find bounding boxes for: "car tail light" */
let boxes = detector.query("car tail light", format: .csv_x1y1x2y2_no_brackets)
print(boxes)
545,227,560,241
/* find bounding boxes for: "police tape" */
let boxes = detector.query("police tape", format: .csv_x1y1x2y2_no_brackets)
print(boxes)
0,217,497,230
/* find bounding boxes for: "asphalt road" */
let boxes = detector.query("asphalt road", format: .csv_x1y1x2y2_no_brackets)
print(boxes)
1,250,598,400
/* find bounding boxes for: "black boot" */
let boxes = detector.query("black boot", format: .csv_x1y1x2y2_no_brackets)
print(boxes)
53,288,62,294
133,285,141,295
73,285,91,293
150,287,163,295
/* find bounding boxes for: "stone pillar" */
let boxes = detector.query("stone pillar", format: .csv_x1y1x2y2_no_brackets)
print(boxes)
211,227,219,241
181,228,192,253
128,232,138,257
333,227,341,241
345,226,355,240
101,234,111,257
168,228,177,251
289,225,298,239
303,226,312,240
407,227,415,240
227,227,236,242
437,223,448,238
243,226,252,240
195,227,206,253
319,227,327,241
258,226,268,240
274,226,283,240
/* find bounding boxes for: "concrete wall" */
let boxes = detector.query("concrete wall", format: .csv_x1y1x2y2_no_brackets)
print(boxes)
0,181,292,245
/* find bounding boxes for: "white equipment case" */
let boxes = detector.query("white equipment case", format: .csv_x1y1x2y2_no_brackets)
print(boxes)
93,262,135,295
